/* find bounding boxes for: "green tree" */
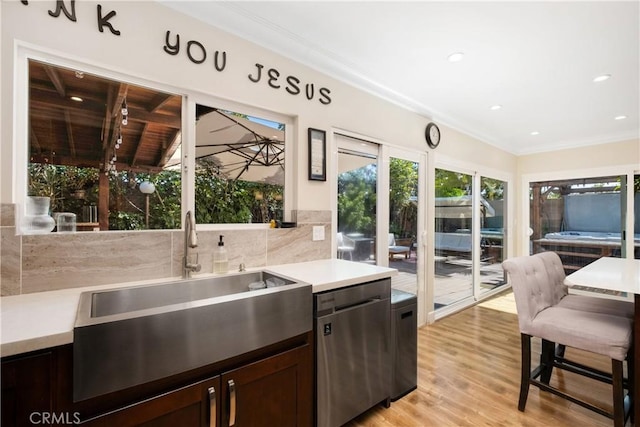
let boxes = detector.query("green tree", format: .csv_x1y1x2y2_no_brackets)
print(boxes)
28,164,99,214
481,178,504,200
194,159,283,224
389,159,418,238
435,169,470,197
338,165,377,235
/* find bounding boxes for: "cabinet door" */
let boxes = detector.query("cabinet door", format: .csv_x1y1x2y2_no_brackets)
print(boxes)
1,351,53,427
83,376,220,427
220,344,312,427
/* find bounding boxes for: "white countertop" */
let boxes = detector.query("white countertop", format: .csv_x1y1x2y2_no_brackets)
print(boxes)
0,259,396,357
564,257,640,294
265,259,397,293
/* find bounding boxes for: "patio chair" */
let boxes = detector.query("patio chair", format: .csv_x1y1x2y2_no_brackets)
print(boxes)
388,233,411,260
502,252,633,427
337,232,355,260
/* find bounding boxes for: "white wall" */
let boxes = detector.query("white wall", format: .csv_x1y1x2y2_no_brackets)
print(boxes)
518,138,639,174
0,0,514,209
4,1,635,262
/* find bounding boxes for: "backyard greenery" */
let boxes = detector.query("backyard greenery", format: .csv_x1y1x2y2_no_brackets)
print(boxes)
338,158,420,239
28,163,283,230
338,166,506,240
29,161,518,233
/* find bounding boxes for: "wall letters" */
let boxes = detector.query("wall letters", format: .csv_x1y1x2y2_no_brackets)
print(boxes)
187,40,207,64
97,4,120,36
248,63,332,105
23,0,121,36
19,2,332,106
48,0,76,22
163,31,228,71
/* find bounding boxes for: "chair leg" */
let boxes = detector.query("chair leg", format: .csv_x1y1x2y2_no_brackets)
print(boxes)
628,347,634,424
612,359,625,427
540,339,556,384
519,334,531,411
556,344,566,358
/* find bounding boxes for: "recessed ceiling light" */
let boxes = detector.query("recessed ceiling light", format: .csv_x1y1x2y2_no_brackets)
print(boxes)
490,105,502,111
593,74,611,83
447,52,465,62
614,115,627,120
530,131,540,136
70,96,83,102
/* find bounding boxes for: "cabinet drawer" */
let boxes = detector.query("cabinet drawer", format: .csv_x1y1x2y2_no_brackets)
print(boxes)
82,377,220,427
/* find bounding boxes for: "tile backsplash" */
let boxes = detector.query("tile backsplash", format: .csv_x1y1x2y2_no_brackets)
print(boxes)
0,204,331,296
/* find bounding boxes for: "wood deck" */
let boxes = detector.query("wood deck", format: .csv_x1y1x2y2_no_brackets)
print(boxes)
391,257,507,308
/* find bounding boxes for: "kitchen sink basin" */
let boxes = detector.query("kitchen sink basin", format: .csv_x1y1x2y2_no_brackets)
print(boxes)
84,271,295,319
73,271,311,401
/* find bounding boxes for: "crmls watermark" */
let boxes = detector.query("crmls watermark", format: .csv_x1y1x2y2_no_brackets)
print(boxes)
29,412,81,425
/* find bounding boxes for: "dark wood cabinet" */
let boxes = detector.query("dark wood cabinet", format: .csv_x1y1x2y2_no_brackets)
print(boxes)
220,343,313,427
1,350,55,427
82,343,312,427
1,333,312,427
82,377,220,427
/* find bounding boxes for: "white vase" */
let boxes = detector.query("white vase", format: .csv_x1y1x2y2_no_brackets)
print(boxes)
24,196,55,234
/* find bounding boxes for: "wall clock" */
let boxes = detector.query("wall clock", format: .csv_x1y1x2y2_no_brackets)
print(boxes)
425,122,440,149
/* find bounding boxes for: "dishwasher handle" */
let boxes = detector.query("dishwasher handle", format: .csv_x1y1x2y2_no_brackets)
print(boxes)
334,296,382,313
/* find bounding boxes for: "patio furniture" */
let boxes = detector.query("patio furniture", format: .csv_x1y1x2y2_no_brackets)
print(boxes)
389,233,411,260
337,232,355,260
434,232,472,257
502,252,633,427
533,235,640,273
348,235,374,261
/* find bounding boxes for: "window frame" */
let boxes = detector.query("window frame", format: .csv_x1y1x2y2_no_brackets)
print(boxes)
433,154,514,319
187,95,294,230
13,45,295,233
522,165,638,259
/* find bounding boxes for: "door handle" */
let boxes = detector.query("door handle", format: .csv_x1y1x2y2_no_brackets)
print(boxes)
208,386,216,427
228,379,236,426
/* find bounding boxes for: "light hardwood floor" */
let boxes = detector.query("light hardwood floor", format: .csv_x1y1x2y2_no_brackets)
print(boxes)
346,291,625,427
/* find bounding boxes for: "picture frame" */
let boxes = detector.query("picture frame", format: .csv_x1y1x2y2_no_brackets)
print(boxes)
308,128,326,181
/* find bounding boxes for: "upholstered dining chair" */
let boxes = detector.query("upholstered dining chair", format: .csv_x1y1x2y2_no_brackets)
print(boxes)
503,252,633,427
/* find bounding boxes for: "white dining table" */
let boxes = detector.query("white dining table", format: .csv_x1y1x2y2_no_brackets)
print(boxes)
565,257,640,421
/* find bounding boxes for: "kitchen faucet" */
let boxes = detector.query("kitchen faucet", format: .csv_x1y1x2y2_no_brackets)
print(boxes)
183,210,201,278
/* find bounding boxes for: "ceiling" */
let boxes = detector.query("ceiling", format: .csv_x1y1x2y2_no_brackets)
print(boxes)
29,60,284,184
29,60,182,173
161,1,639,155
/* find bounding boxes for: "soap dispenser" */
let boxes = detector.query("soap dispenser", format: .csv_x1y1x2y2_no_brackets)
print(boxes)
213,235,229,274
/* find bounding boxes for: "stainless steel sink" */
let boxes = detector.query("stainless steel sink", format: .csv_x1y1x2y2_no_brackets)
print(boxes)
84,271,294,319
73,271,311,401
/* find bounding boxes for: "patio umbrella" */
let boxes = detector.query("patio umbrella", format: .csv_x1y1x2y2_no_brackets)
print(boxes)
195,109,284,185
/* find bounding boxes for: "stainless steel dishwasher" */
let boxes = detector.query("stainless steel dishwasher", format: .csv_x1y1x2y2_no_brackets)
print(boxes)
315,278,391,427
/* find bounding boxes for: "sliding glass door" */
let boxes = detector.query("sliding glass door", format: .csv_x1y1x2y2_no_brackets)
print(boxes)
479,176,507,295
434,168,474,309
388,149,425,298
433,168,509,312
336,137,378,264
